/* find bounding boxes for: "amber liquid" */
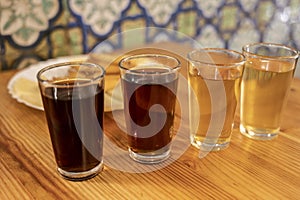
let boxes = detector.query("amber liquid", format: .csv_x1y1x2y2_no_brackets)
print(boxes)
41,79,104,172
188,51,243,149
240,59,295,135
189,71,240,147
122,67,178,154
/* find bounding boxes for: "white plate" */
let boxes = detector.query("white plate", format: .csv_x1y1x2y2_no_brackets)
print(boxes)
7,55,89,111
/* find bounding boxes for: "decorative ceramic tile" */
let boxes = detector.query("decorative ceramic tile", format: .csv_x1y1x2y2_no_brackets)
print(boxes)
219,5,239,31
0,0,60,46
69,0,130,35
229,19,260,51
196,25,224,48
137,0,183,25
256,1,275,31
177,11,197,37
1,0,300,71
239,0,258,12
264,15,290,44
195,0,224,18
121,18,147,49
276,0,289,7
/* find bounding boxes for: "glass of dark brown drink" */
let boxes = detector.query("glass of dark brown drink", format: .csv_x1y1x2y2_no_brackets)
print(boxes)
37,62,105,181
119,54,181,164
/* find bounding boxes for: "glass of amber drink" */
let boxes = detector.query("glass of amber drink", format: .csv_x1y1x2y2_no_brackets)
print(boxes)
240,43,299,140
188,49,245,151
119,54,181,164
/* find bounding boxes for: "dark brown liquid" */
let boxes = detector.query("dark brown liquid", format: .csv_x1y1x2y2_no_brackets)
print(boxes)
122,71,178,153
41,79,104,172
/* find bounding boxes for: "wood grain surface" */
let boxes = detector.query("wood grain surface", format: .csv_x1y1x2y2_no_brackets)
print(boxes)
1,54,300,199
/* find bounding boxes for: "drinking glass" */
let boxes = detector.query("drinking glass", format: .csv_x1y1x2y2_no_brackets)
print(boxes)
37,62,105,181
188,49,244,151
240,43,299,140
119,54,181,164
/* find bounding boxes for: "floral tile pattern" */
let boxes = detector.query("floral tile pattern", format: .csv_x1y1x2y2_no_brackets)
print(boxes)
0,0,299,71
195,0,224,18
137,0,183,25
196,25,224,48
69,0,130,35
0,0,60,46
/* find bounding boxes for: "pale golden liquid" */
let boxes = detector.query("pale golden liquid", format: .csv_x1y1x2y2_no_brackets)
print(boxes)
188,66,241,147
240,59,295,134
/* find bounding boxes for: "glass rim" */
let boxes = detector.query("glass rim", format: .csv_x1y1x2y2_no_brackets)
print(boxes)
119,54,181,74
187,48,245,68
37,61,105,86
242,42,299,60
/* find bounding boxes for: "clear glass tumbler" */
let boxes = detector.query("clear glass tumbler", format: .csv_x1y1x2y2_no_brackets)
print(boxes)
240,43,299,140
188,48,244,151
119,54,181,164
37,62,105,181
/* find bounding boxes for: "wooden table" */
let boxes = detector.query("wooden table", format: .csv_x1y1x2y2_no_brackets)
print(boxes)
1,58,300,199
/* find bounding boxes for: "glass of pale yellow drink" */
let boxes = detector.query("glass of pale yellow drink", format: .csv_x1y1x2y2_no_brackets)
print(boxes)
240,43,299,140
188,49,245,151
